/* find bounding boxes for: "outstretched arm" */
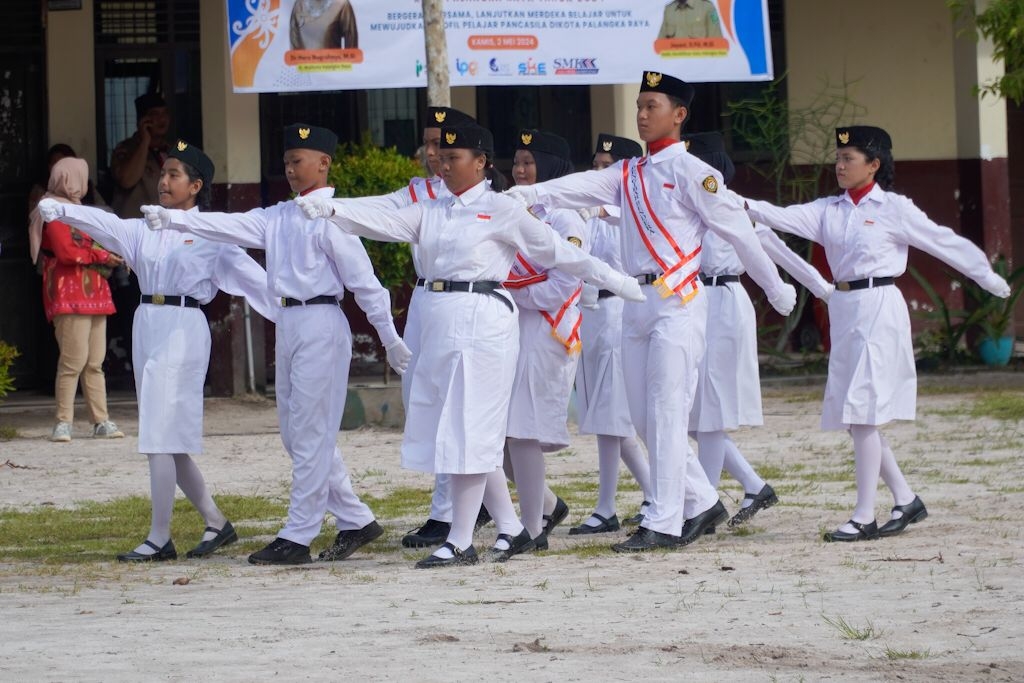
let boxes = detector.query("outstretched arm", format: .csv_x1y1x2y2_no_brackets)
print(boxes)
212,246,279,324
510,165,623,212
52,202,139,265
155,207,271,250
301,196,422,244
754,224,833,300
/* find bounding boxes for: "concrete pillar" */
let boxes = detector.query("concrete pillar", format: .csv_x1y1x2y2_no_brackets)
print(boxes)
46,0,97,173
589,84,638,146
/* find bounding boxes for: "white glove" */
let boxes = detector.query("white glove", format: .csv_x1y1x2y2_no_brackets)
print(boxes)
981,272,1011,298
296,195,336,220
577,206,602,221
504,185,538,208
580,283,599,310
38,198,65,223
767,283,797,315
820,283,835,303
141,205,171,231
385,339,413,376
615,276,646,303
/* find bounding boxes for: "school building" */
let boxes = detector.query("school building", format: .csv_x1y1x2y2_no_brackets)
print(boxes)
0,0,1019,393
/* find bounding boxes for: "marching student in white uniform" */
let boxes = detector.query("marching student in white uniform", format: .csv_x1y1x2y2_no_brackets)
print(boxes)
504,129,587,548
344,106,479,549
142,124,407,564
40,142,277,561
682,132,833,528
506,71,797,552
296,122,644,567
741,125,1011,541
570,133,655,535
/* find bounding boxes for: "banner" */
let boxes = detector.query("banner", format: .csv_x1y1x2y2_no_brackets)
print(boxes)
228,0,773,93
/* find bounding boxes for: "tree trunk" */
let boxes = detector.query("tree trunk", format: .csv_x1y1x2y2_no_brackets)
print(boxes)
422,0,450,106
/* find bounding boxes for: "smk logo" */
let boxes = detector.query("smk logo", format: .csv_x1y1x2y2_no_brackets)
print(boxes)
456,58,478,77
517,59,547,76
415,60,424,78
488,58,512,76
554,58,598,75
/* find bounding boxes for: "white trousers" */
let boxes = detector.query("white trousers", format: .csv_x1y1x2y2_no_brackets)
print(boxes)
276,306,374,546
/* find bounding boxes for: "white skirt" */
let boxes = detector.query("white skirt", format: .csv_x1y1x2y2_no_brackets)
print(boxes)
575,295,634,437
821,286,916,430
689,282,763,432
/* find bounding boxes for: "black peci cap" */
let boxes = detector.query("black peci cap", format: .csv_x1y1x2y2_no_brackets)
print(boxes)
426,107,476,128
594,133,643,159
440,123,494,157
134,92,167,121
639,71,695,108
167,139,214,187
516,129,572,162
682,131,734,185
283,123,339,156
835,126,892,152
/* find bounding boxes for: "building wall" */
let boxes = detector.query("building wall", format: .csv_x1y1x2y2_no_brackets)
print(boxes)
46,1,98,175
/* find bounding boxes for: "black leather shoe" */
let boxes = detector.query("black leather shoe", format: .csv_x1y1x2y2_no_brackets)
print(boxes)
483,528,537,562
248,537,312,565
401,518,451,548
611,526,680,553
678,501,728,547
186,521,238,558
823,519,879,542
542,497,569,536
727,484,779,527
117,539,177,563
623,501,650,526
568,513,621,535
318,520,384,561
533,533,549,551
475,505,492,531
878,496,928,537
415,542,479,569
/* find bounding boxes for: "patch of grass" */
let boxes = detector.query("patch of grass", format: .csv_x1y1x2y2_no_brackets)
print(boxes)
542,541,613,559
361,486,433,520
883,646,930,660
966,393,1024,419
959,456,1018,467
821,614,880,640
0,426,18,440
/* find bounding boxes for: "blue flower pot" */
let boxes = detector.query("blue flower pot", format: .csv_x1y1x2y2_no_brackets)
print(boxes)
978,335,1014,366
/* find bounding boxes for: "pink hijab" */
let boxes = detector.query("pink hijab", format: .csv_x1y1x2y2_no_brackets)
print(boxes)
28,157,90,264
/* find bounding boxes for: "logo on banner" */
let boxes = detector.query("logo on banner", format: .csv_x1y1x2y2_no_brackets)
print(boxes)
456,58,479,76
553,58,598,75
518,59,547,76
488,58,513,76
415,60,425,78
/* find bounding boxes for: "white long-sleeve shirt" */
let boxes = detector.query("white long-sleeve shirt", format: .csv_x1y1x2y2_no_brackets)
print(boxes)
159,187,399,348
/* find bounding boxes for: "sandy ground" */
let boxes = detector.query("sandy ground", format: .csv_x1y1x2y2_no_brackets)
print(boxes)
0,373,1022,682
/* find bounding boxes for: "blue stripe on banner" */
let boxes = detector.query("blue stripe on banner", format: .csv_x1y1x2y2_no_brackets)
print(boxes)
735,0,768,76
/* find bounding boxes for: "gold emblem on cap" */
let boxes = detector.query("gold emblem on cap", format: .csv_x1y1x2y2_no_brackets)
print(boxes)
646,72,663,88
445,132,457,144
521,132,533,145
602,140,613,152
299,127,311,140
702,176,718,193
177,140,188,152
434,111,447,123
838,131,850,144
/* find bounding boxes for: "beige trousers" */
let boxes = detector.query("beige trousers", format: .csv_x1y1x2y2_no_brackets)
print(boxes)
53,314,109,424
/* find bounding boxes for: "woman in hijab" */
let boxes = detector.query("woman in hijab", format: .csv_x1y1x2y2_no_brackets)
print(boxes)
30,157,124,442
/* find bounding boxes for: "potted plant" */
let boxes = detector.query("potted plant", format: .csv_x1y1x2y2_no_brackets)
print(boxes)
963,257,1024,366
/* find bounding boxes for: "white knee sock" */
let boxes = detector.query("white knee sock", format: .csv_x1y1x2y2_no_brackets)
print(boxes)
508,438,547,538
696,430,727,487
722,436,766,508
483,468,525,548
849,425,883,527
593,435,622,522
172,453,227,542
878,434,916,514
619,435,653,503
432,473,487,558
134,453,176,554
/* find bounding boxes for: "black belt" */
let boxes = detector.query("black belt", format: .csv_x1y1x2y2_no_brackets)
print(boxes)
415,278,426,287
422,279,513,313
834,276,895,292
598,289,616,299
700,274,740,286
281,295,339,307
635,273,660,285
140,294,200,308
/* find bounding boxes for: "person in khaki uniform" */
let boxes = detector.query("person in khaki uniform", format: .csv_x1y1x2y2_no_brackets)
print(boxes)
110,93,171,219
658,0,723,39
290,0,358,49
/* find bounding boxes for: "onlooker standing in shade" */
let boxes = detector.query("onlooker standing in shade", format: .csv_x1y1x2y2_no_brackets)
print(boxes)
110,93,171,219
29,157,124,442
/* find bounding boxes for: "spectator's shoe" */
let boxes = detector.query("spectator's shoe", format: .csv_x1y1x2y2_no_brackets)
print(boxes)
117,539,177,563
318,520,384,561
401,518,451,548
248,537,312,565
93,421,124,439
50,422,72,443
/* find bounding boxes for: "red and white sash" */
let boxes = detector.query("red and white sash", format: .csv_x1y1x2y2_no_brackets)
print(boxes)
505,253,583,356
408,176,439,203
622,157,701,304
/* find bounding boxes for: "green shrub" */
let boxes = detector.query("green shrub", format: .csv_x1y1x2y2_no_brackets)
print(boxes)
0,340,18,400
